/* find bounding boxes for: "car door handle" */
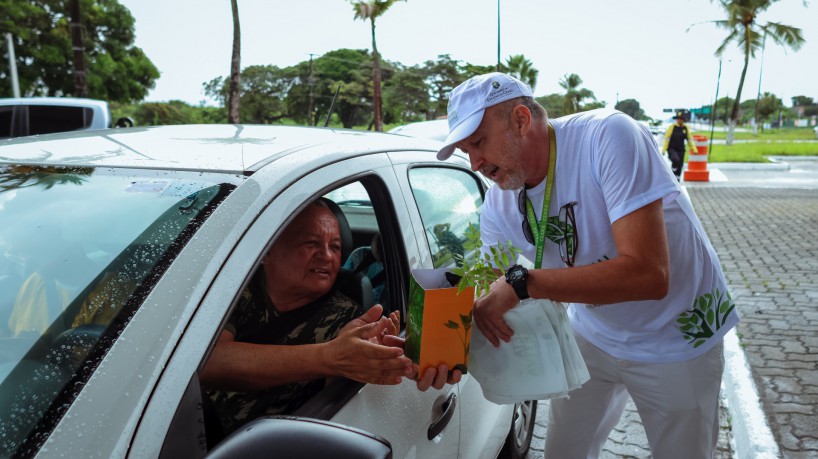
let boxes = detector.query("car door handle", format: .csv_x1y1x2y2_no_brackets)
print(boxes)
427,392,457,440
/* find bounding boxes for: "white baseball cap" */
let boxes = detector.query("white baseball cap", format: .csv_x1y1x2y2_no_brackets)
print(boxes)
437,72,534,160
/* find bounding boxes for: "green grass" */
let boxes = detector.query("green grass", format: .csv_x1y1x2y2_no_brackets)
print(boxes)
707,142,818,162
686,127,818,162
699,127,816,141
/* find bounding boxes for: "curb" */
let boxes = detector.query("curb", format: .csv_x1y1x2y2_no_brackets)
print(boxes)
711,162,789,171
722,329,780,459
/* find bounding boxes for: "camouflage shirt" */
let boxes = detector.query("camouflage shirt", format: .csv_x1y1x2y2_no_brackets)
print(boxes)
207,271,362,435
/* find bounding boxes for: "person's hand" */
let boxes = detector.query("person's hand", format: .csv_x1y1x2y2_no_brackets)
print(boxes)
415,364,462,391
322,316,414,385
472,276,518,347
341,305,401,345
341,304,385,333
385,309,400,337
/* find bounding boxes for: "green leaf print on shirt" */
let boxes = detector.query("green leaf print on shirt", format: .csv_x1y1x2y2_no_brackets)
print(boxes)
676,289,735,348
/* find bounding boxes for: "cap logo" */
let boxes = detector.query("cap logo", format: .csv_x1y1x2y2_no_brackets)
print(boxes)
485,85,515,104
492,81,500,89
448,111,459,127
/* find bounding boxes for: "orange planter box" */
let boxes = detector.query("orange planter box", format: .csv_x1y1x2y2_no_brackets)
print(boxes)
405,269,475,379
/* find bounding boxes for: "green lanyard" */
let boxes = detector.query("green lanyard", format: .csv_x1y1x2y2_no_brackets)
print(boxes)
524,123,557,269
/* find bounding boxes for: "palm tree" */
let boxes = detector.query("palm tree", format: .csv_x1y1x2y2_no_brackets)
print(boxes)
227,0,241,124
350,0,403,132
699,0,805,144
559,73,596,115
504,54,538,90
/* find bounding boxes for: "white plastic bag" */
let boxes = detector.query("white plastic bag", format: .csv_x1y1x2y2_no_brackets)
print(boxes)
469,298,590,404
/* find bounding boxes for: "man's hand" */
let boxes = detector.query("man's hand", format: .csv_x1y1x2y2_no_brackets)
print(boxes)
415,364,462,391
322,316,414,385
342,305,400,345
473,276,519,347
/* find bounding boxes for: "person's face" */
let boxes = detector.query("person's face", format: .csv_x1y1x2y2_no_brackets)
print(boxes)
676,117,684,126
264,203,342,303
456,106,527,190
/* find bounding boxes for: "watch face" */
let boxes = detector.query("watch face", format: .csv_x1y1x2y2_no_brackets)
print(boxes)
507,266,527,283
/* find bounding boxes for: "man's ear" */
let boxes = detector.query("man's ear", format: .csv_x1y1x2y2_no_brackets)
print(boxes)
511,104,532,137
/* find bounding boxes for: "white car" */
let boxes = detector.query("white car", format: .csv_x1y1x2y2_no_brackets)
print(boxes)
388,119,449,142
0,125,536,458
0,97,132,139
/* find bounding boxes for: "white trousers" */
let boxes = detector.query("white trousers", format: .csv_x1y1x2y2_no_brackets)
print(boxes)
544,332,724,459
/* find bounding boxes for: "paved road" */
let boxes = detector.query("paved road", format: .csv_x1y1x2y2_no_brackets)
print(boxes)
526,157,818,458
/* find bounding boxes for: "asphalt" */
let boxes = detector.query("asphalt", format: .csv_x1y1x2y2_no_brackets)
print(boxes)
526,156,818,459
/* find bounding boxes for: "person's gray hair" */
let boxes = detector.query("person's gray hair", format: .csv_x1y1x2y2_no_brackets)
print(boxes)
493,96,547,122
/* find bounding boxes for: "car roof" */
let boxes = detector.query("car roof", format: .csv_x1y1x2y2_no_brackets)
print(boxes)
388,119,448,142
0,97,110,110
0,124,442,175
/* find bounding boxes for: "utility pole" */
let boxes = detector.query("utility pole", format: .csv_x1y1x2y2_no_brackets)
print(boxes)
307,53,315,126
5,33,20,97
69,0,88,97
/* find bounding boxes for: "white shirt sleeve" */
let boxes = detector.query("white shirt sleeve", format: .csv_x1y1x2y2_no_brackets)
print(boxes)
591,113,679,223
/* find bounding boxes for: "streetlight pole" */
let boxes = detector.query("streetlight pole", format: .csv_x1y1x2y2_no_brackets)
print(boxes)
496,0,501,72
753,31,767,133
709,59,722,156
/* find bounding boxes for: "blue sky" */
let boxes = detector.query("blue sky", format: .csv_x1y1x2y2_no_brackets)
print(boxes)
120,0,818,120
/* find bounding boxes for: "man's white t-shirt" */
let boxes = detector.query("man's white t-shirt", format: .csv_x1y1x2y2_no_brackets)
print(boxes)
480,109,739,363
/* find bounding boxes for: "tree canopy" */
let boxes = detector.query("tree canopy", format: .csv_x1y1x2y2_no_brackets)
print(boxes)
0,0,159,101
615,99,647,120
559,73,603,114
701,0,805,143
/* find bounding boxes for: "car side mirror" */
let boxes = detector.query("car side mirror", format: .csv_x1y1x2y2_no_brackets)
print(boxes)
114,117,134,128
206,416,392,459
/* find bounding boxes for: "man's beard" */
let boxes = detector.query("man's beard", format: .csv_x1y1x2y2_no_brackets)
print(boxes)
489,130,526,190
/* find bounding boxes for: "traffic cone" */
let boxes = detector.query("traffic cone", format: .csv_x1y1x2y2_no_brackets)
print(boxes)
683,134,710,181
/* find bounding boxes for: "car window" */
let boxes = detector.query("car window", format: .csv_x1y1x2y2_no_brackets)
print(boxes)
407,167,484,268
0,107,12,138
0,165,235,456
27,105,93,135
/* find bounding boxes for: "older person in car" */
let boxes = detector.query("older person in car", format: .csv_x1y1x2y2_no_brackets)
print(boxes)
201,198,451,436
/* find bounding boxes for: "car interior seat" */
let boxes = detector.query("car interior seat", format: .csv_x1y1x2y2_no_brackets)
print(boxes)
343,233,385,307
319,198,374,311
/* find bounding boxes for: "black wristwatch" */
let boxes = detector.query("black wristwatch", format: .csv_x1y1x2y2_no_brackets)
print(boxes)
505,264,530,300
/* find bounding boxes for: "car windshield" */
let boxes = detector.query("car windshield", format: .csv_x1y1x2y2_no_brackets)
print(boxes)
0,165,234,455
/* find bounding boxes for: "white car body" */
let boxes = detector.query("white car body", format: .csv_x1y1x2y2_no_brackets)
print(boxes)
388,119,449,142
0,97,113,139
0,125,535,458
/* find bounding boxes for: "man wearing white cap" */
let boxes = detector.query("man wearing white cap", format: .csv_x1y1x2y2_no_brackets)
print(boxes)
439,73,738,458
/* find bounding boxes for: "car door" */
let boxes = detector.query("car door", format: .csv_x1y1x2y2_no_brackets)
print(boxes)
313,157,462,458
388,151,515,458
126,153,461,458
